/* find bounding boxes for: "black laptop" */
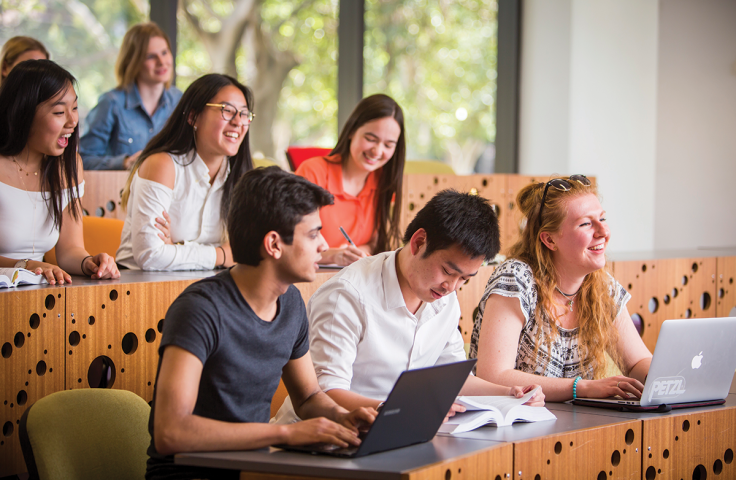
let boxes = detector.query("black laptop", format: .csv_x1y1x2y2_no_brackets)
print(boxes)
277,359,476,458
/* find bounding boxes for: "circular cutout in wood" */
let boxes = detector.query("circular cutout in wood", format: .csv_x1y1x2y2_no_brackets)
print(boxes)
645,466,656,480
692,464,706,480
700,292,711,311
122,332,138,355
648,297,659,314
36,360,47,376
45,294,55,310
14,332,25,348
88,355,116,388
29,313,40,329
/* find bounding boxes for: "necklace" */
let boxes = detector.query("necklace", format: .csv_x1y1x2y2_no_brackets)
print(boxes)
555,286,581,312
12,156,38,255
12,155,39,176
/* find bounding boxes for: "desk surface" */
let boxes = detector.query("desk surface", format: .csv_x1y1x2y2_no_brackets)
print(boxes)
176,435,506,480
0,267,343,293
176,409,637,478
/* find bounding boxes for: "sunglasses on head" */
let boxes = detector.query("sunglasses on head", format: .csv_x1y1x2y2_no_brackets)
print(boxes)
537,174,591,226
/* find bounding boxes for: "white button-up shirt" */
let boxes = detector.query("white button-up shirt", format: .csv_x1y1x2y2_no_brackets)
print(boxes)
116,152,229,270
273,249,467,423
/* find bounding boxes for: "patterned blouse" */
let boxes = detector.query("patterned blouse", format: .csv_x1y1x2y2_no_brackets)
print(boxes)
468,259,630,379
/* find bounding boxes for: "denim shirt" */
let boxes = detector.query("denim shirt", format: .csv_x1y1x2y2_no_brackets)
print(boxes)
80,84,182,170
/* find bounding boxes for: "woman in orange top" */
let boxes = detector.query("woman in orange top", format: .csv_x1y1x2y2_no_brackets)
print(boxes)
296,94,405,266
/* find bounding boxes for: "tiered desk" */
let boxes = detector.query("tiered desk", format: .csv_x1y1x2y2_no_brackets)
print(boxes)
2,172,735,478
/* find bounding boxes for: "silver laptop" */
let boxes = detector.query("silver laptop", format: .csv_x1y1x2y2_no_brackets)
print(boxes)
573,317,736,412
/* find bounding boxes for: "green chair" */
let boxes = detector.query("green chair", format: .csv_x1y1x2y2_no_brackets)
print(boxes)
19,389,151,480
404,160,456,175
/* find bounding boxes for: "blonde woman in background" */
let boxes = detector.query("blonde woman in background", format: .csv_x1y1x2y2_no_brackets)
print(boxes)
80,22,182,170
469,175,652,402
1,36,49,83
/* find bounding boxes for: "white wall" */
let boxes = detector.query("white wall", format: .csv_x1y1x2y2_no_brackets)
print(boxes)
654,0,736,250
519,0,659,252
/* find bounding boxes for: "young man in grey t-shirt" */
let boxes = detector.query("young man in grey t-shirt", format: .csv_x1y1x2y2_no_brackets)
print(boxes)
147,167,375,480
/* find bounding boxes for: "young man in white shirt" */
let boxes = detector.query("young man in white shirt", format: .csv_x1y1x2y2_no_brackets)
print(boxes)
147,167,375,480
274,190,544,423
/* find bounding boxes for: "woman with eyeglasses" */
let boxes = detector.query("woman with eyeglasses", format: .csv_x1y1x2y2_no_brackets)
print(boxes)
295,94,405,266
469,176,652,402
80,23,182,170
115,74,254,270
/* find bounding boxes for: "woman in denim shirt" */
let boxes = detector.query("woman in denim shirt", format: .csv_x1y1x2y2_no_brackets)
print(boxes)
80,23,182,170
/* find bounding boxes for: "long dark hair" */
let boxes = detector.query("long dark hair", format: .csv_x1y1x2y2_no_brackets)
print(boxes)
330,94,405,252
0,59,81,229
122,74,254,224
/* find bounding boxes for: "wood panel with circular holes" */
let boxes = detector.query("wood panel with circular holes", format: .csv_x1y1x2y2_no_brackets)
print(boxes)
64,280,197,402
611,257,719,353
400,174,507,250
455,265,495,343
406,441,513,480
641,407,736,480
0,287,65,477
513,419,642,480
81,170,130,219
716,256,736,318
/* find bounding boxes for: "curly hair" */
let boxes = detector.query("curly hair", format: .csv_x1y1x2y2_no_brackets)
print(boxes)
509,178,621,379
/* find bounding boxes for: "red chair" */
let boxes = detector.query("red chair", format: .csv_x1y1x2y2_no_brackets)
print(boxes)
285,146,332,172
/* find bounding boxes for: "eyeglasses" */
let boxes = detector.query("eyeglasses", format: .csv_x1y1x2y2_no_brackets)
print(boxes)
205,103,255,123
537,174,591,226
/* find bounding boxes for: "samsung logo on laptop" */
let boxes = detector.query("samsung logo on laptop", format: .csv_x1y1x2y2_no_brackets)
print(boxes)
382,408,401,416
648,376,687,402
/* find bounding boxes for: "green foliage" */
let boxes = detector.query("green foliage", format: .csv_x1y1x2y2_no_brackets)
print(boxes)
364,0,498,161
176,0,339,149
0,0,146,119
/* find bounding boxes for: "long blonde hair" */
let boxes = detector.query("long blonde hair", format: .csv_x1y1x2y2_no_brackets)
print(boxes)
0,36,49,83
510,178,621,379
115,23,172,89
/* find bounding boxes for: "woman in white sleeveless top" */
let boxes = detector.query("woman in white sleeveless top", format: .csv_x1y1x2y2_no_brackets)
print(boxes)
116,74,254,270
0,60,119,283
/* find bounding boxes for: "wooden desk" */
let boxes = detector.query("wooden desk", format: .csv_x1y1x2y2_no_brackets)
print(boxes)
440,409,642,480
545,394,736,480
178,435,513,480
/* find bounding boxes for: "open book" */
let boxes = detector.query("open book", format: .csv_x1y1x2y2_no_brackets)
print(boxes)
439,387,556,434
0,268,47,288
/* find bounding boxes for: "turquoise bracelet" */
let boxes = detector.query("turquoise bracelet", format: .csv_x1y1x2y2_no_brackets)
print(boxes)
572,376,582,399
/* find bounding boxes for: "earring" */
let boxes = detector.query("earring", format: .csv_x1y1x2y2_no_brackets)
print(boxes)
193,126,197,132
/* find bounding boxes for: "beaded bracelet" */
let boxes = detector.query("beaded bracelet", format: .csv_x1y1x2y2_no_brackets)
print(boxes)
572,376,582,400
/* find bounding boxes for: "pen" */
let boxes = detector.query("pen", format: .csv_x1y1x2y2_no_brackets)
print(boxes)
339,226,355,246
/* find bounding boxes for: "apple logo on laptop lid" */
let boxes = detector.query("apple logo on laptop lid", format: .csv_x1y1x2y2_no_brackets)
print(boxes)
691,351,703,369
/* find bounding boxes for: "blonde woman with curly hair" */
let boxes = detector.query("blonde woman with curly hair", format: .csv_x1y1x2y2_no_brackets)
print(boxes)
469,175,652,402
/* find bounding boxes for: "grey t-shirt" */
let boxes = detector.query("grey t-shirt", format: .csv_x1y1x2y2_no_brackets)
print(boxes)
146,269,309,480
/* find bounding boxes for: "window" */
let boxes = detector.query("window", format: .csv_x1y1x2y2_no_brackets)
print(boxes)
364,0,498,173
1,0,147,121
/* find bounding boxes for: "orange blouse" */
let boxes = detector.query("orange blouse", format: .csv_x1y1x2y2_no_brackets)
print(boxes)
295,155,379,249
